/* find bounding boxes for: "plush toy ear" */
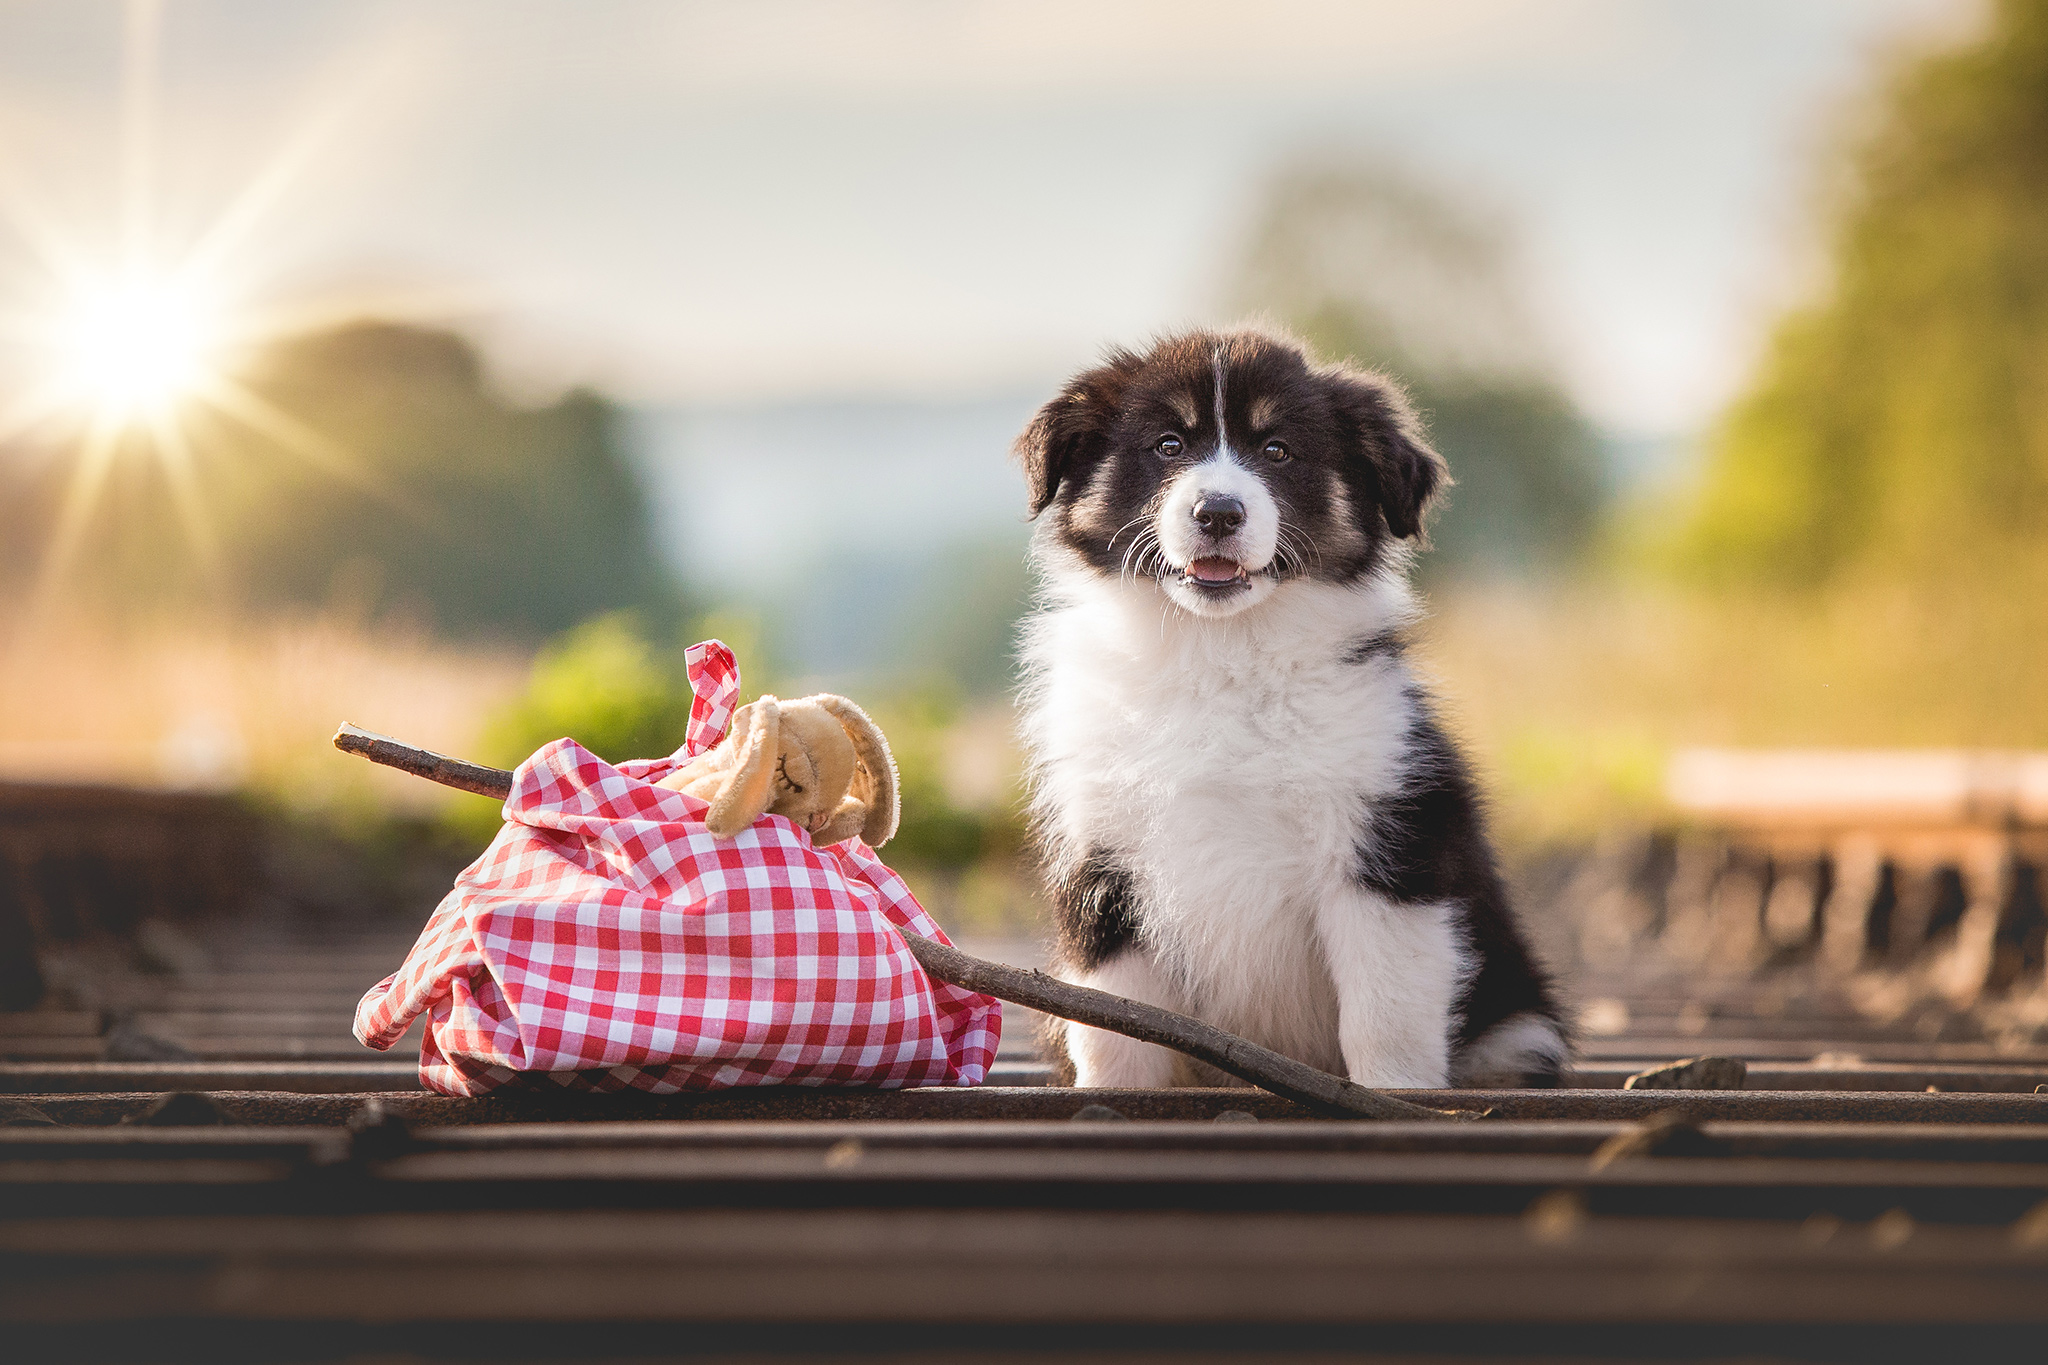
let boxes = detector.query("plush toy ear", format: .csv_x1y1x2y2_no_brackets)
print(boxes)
702,696,781,837
814,695,899,847
1323,366,1449,541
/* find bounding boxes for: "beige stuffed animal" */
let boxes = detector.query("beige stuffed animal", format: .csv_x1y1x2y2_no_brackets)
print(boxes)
655,694,899,847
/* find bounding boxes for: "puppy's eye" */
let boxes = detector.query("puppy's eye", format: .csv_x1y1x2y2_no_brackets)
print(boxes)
1262,440,1290,463
1155,434,1183,458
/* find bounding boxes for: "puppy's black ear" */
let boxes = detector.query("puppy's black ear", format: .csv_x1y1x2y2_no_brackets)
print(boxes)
1325,367,1448,541
1014,352,1136,517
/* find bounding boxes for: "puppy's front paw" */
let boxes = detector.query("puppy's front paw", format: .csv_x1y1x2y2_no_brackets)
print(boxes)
1451,1013,1570,1089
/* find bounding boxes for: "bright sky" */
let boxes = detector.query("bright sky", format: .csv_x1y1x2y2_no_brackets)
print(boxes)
0,0,1976,438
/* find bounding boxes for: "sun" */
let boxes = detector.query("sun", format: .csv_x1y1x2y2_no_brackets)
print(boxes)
0,1,401,609
53,270,222,419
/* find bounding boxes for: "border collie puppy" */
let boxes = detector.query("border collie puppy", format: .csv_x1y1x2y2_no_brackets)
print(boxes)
1015,327,1567,1091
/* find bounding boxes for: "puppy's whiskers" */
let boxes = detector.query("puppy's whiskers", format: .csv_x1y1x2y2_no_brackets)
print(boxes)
1274,518,1325,581
1119,526,1162,586
1107,513,1150,555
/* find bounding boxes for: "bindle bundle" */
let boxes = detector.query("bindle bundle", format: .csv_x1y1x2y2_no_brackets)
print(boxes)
333,721,1455,1120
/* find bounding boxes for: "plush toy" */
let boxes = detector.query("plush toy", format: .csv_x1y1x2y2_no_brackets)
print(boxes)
655,694,899,847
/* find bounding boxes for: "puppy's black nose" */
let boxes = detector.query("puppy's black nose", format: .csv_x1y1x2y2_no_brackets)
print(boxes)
1193,496,1245,537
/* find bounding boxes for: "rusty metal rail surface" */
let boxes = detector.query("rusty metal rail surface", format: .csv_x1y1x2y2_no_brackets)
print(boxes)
6,786,2048,1359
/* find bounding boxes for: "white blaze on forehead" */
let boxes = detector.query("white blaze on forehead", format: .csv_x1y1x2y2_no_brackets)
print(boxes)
1212,347,1229,447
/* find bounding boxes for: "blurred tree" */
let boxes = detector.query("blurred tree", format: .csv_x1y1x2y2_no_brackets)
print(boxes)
5,321,683,638
890,533,1033,697
863,684,1004,869
1231,160,1606,574
734,532,1032,698
1679,1,2048,587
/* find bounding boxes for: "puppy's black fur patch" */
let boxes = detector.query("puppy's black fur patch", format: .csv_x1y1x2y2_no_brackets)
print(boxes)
1357,698,1563,1053
1052,849,1143,973
1343,630,1406,665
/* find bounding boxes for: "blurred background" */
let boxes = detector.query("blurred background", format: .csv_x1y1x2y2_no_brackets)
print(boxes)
2,0,2041,951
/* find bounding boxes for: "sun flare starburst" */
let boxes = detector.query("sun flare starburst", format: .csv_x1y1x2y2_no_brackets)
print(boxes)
0,0,399,612
52,270,222,419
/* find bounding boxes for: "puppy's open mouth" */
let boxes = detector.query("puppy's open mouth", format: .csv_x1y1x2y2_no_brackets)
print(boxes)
1180,556,1252,591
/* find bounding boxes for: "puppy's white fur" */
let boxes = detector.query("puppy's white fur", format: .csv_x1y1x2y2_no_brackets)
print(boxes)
1452,1011,1570,1087
1021,554,1478,1089
1155,449,1281,618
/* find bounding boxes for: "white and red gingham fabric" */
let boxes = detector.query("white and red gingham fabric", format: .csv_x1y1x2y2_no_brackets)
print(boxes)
354,640,1001,1096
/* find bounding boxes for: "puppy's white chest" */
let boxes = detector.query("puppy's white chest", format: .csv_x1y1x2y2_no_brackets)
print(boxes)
1030,599,1417,1049
1088,679,1366,869
1040,619,1413,874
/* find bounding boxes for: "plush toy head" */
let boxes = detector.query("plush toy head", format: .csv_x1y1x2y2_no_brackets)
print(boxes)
654,693,899,847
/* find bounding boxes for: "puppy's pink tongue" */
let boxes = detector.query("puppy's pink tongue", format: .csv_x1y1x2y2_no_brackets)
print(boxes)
1189,557,1242,583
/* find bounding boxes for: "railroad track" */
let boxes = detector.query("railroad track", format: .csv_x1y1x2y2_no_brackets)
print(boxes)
6,795,2048,1360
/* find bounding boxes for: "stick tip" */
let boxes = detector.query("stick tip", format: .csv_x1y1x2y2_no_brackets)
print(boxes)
332,722,379,754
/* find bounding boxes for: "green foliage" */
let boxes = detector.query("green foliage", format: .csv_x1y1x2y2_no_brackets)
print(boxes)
863,684,1022,868
1233,164,1607,575
443,612,774,847
1679,1,2048,587
1290,308,1606,574
6,321,684,638
889,534,1034,697
478,612,699,768
467,613,1018,873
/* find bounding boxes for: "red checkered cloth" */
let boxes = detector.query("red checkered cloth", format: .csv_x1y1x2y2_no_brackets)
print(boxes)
354,640,1002,1096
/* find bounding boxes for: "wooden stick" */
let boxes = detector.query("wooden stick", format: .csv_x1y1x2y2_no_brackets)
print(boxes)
897,930,1462,1120
332,724,1460,1121
333,724,522,800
